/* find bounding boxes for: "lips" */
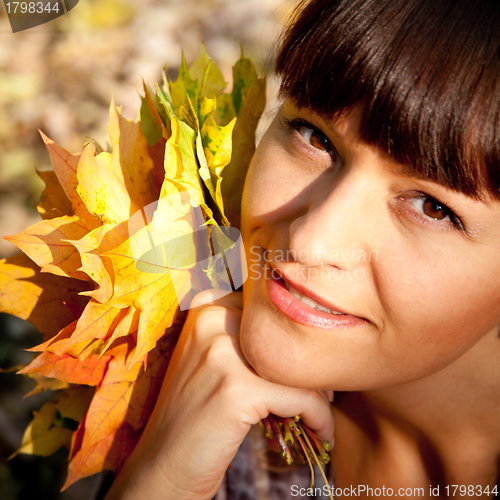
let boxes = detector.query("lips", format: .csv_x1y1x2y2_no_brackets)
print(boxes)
265,264,368,329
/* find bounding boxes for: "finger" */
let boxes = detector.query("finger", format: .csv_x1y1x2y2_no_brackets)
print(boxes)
318,389,334,404
273,389,335,445
189,289,243,311
241,383,335,445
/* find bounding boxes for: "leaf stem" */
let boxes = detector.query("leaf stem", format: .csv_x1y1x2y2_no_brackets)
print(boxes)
297,422,334,500
296,433,315,489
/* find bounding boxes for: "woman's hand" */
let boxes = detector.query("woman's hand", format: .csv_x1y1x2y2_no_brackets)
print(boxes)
105,290,334,500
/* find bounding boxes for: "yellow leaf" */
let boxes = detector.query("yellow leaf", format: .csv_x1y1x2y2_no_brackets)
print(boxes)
160,100,205,205
107,97,158,210
167,51,199,116
0,254,92,340
96,234,180,364
70,221,129,302
39,131,97,227
58,300,127,350
12,386,93,459
37,170,73,220
77,144,131,225
218,51,266,220
13,402,74,458
4,215,94,280
189,44,227,98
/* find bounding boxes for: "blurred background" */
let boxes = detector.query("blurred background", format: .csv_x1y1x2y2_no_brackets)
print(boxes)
0,0,294,497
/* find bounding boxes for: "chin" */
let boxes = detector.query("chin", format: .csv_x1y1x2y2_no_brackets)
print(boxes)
239,314,314,388
239,311,350,391
239,311,421,393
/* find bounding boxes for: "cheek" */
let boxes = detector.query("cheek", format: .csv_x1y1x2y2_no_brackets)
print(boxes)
241,139,315,233
239,240,500,391
378,245,500,364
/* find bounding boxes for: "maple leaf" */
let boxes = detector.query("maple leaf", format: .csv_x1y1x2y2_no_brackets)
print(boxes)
216,46,266,223
0,254,91,340
1,46,266,490
19,350,110,386
11,386,94,459
63,328,180,489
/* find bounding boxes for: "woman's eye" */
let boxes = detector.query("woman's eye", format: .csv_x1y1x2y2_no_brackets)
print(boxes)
412,197,450,220
298,126,333,154
406,193,464,230
282,117,337,159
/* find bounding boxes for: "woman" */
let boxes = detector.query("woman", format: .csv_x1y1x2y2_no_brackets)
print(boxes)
106,0,500,497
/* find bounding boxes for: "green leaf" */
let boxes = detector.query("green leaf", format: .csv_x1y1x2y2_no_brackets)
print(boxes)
189,44,227,98
140,96,162,145
156,45,266,225
219,50,266,220
168,52,200,116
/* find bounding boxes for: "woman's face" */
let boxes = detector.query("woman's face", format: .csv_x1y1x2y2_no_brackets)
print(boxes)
239,100,500,391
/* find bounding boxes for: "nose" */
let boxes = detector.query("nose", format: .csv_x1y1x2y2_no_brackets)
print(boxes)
288,171,377,269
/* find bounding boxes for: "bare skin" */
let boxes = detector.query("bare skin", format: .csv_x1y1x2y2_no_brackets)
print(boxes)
107,101,500,498
240,101,500,495
104,291,334,500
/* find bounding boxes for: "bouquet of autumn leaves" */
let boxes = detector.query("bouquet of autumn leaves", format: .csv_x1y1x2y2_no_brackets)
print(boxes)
0,47,331,491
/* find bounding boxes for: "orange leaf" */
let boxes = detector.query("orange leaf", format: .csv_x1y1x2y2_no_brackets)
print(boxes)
66,416,139,491
63,327,181,489
4,215,93,280
0,254,92,340
39,131,97,226
63,340,143,488
61,300,127,349
20,351,110,386
126,321,181,430
33,321,108,361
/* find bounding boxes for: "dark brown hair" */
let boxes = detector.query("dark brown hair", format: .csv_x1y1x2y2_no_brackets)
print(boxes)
276,0,500,199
